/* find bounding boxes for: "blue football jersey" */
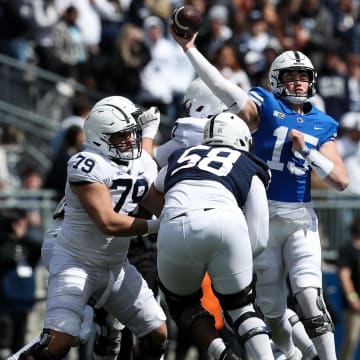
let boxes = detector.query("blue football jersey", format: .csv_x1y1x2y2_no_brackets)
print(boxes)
164,145,270,208
249,87,338,202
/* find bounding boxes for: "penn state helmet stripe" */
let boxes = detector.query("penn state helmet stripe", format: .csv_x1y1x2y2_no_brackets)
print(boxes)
102,104,131,124
294,51,301,63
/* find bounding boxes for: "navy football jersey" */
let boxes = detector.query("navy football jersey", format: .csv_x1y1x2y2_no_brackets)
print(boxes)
164,144,270,208
249,86,338,202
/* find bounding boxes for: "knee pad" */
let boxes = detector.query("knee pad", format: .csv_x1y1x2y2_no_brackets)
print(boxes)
215,282,269,345
286,308,300,327
135,333,169,359
213,279,256,311
18,329,69,360
224,308,270,345
297,288,334,338
301,313,334,338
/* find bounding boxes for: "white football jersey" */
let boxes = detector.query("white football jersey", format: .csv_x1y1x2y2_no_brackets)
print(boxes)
57,147,158,268
154,116,208,167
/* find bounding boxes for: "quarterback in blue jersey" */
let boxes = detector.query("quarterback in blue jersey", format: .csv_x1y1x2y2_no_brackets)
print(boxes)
171,29,348,360
152,112,274,360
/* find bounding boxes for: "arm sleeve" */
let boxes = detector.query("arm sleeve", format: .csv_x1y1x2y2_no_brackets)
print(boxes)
186,47,249,114
154,139,184,168
244,176,269,258
153,166,168,193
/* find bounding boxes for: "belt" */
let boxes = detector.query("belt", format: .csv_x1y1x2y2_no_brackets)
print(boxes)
170,208,215,220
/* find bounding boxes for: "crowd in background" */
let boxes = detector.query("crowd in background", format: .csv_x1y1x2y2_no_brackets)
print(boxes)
1,0,360,359
1,0,360,217
0,1,358,145
0,0,359,122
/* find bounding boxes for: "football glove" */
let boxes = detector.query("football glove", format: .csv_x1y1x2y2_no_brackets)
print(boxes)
138,106,161,140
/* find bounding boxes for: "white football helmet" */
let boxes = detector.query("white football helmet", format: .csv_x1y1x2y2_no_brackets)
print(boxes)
183,78,227,118
84,96,142,160
269,50,317,104
203,112,252,151
93,96,143,119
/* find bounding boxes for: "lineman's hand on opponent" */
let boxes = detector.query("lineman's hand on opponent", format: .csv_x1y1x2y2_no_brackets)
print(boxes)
138,106,160,140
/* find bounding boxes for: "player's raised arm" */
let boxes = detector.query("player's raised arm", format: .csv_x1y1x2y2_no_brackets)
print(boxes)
169,26,259,131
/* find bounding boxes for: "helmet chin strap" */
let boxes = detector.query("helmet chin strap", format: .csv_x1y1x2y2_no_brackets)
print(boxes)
284,88,309,105
285,95,308,105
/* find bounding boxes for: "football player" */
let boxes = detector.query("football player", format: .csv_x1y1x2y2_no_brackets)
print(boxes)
8,96,168,360
171,28,348,360
153,77,227,168
152,112,274,360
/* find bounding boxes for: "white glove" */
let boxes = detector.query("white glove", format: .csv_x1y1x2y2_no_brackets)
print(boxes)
137,106,161,140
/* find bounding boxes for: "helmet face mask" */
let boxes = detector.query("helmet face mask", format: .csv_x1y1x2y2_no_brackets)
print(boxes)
84,96,142,161
183,78,227,118
269,51,317,104
107,126,142,161
203,112,252,151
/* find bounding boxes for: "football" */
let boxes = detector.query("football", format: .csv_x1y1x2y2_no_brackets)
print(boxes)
170,5,202,38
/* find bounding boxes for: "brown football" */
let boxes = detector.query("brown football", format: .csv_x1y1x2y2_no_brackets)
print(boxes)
170,5,202,38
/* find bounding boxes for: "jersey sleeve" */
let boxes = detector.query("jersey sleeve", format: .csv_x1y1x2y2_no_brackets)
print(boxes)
139,151,159,183
67,151,110,185
154,138,185,168
154,118,206,167
244,175,269,258
153,166,168,193
248,86,269,111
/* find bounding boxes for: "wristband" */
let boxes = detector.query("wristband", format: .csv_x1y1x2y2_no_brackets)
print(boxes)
347,291,359,303
146,219,160,233
142,126,158,140
300,147,334,179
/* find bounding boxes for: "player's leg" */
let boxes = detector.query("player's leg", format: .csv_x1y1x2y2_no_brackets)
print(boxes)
254,216,300,360
91,234,159,360
286,276,318,360
128,234,160,359
287,210,336,360
286,308,319,360
105,260,168,360
8,248,99,360
156,211,234,360
209,209,273,360
92,308,124,360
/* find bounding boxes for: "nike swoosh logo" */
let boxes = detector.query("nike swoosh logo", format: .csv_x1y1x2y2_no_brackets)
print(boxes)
138,171,144,175
314,126,323,130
